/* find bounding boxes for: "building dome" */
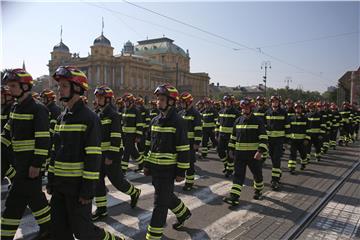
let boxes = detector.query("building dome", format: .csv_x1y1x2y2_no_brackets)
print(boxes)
53,41,70,52
123,40,134,54
93,34,111,47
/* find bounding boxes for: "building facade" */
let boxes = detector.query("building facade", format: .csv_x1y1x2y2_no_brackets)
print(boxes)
48,34,210,102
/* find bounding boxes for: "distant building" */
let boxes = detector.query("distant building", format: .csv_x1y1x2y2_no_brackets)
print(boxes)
209,83,265,99
337,67,360,105
48,32,210,103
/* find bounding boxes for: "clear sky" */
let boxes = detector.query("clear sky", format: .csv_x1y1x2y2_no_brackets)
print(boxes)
1,1,359,92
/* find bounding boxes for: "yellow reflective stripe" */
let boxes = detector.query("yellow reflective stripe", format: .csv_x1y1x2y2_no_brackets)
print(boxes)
259,143,268,151
110,132,121,138
194,126,202,131
291,122,307,125
177,162,190,169
219,114,236,118
32,206,50,217
101,119,112,125
36,214,51,225
267,131,285,137
219,126,233,133
228,142,235,148
254,112,265,116
183,116,194,120
151,126,176,133
4,123,11,131
202,113,214,116
50,119,57,124
195,137,202,141
148,152,177,159
83,171,100,180
289,133,307,139
54,169,83,177
147,226,164,234
85,146,102,155
109,146,120,152
176,145,190,152
203,122,216,127
122,127,137,133
307,128,321,133
122,113,136,118
146,157,177,165
236,124,259,129
55,124,87,132
55,161,84,169
188,132,195,138
1,136,11,147
35,131,50,138
34,148,48,156
235,142,259,151
308,118,320,121
266,116,285,120
259,135,268,140
1,217,21,226
48,165,55,173
1,229,17,236
10,112,33,120
231,135,237,140
285,124,291,129
136,131,143,135
145,140,151,146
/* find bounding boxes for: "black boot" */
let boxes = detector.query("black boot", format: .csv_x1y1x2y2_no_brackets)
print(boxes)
300,164,306,171
289,168,296,175
130,188,141,209
225,170,233,178
223,195,239,206
183,183,193,191
173,209,192,230
253,190,263,200
134,163,143,173
271,180,280,191
91,207,108,221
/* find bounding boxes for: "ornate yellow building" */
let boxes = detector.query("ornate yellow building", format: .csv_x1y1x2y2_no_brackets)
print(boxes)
48,32,210,102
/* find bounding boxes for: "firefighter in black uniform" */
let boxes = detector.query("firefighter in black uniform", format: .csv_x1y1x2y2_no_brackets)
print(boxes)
201,97,218,158
329,103,341,149
254,96,269,163
92,86,141,221
264,95,289,190
1,85,16,182
339,101,352,146
144,84,192,239
121,92,143,172
1,68,51,240
285,98,296,118
286,102,310,173
40,89,62,172
136,97,151,168
216,95,240,177
47,66,124,240
223,99,268,205
178,92,202,191
306,102,325,162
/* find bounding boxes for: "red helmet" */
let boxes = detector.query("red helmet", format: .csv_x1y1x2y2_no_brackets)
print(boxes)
154,83,179,101
240,99,254,110
256,96,265,102
330,103,337,110
1,85,11,96
180,92,193,105
285,98,293,105
32,92,40,100
270,95,280,102
307,102,315,109
52,66,89,91
122,92,135,103
40,89,56,101
223,95,234,102
316,101,322,108
94,85,114,98
294,102,304,109
2,68,33,86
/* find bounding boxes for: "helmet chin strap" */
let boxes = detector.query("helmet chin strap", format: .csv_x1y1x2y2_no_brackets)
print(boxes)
12,83,30,99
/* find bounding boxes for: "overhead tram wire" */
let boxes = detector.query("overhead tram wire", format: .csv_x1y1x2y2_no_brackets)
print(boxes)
122,0,338,87
83,1,238,51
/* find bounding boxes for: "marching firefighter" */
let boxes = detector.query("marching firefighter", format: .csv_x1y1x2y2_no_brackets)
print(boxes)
254,96,269,163
136,97,151,168
329,103,341,149
1,85,16,182
144,84,192,239
121,92,143,172
316,102,330,155
47,66,124,240
223,99,268,205
115,97,125,114
285,98,295,117
40,89,62,172
1,68,51,240
339,101,352,145
92,85,141,221
178,91,202,191
201,97,218,158
353,103,360,141
286,102,310,174
306,102,325,162
216,95,240,177
264,95,289,190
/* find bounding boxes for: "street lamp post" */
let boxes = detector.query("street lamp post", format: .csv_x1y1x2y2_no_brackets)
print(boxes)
261,61,271,98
